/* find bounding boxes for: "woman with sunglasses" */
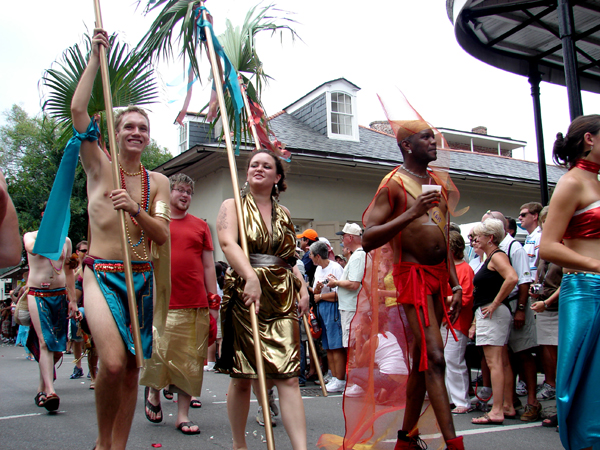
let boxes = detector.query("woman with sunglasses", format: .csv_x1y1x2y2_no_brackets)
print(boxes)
540,115,600,450
468,218,518,425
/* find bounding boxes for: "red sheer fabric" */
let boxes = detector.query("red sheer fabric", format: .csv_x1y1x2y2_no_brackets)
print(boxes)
318,90,469,450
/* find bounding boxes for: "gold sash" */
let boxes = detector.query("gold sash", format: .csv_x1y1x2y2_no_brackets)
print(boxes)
383,170,447,239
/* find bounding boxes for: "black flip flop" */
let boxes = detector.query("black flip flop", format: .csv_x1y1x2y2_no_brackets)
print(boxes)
542,414,558,428
162,388,174,400
190,399,202,408
144,386,162,423
177,421,201,435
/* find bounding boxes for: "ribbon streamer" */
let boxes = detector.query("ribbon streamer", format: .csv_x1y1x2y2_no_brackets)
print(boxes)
196,6,243,154
34,119,99,260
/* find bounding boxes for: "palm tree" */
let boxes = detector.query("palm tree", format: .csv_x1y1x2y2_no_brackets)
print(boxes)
136,1,299,145
42,32,159,148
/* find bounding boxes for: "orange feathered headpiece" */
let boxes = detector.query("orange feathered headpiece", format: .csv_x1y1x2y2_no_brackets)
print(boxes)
377,88,468,217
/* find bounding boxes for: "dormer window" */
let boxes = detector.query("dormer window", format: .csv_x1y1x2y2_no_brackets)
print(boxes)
178,122,188,155
331,92,353,136
284,78,360,142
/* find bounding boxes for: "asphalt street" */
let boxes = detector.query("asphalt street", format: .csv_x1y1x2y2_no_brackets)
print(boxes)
0,343,563,449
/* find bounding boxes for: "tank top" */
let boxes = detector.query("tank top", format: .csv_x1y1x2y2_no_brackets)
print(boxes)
472,249,509,311
375,332,409,375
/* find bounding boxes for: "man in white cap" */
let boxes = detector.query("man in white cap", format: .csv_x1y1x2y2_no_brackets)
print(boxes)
326,223,365,393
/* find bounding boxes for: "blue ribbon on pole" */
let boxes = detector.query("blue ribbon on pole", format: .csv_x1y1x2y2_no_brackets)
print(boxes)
197,6,243,154
33,119,99,259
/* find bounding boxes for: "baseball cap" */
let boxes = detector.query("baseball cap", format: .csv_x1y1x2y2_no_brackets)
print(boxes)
296,229,318,241
335,223,362,236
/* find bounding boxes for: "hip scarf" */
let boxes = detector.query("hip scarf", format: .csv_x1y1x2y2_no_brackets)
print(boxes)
85,256,154,359
29,287,68,352
557,273,600,450
393,261,457,371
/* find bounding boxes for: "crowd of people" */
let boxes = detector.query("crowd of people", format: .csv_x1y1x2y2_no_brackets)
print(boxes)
2,26,600,450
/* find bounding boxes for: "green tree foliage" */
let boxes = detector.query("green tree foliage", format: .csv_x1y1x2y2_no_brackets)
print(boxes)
0,105,172,249
141,140,172,170
0,105,88,244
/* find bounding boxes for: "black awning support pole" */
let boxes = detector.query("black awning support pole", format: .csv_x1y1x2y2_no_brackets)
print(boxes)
528,62,549,205
557,0,584,120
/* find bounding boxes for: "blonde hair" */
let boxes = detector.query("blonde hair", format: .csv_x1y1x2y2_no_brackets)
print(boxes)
473,218,505,245
114,105,150,132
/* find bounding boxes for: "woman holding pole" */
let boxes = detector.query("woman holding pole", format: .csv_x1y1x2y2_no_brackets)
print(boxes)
217,149,309,450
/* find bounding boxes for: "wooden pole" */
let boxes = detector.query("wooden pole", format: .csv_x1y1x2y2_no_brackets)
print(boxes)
93,0,144,368
302,315,328,397
200,5,275,449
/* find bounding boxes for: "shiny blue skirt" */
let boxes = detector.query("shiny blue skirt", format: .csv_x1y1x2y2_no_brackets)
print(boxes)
90,259,154,359
558,273,600,450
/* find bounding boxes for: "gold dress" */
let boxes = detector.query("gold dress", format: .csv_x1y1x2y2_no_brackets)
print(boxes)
221,193,301,379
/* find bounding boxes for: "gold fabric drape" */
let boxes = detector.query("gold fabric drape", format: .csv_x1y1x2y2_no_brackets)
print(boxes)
221,193,301,378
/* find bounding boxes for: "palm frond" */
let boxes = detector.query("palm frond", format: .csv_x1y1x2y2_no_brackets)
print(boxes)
136,1,299,150
42,33,159,148
136,0,204,81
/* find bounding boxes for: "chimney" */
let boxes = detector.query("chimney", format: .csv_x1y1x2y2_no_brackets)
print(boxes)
472,126,488,135
370,121,394,136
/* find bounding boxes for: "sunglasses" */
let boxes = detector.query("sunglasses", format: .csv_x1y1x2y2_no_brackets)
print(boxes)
519,212,530,218
77,249,88,253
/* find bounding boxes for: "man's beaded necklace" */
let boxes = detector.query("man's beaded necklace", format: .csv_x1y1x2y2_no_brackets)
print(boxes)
119,163,150,260
400,164,429,179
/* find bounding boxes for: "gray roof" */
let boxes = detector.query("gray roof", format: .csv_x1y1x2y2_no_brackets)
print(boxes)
269,112,566,185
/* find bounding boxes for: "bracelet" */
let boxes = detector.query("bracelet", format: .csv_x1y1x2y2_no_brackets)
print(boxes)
452,285,463,292
131,203,141,218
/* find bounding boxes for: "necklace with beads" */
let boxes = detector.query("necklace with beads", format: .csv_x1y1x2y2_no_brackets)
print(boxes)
48,248,65,275
119,163,143,177
400,164,429,179
119,164,150,260
48,258,64,274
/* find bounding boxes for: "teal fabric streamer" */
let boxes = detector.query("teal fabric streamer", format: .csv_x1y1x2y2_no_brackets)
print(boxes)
33,119,99,260
197,6,243,154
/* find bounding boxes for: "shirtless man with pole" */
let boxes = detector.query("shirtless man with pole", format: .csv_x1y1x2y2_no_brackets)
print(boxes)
71,29,170,450
362,120,465,450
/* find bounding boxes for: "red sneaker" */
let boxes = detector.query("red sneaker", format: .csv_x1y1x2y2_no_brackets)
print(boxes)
446,435,464,450
394,430,428,449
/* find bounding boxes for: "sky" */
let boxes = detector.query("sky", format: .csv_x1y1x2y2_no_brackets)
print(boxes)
1,0,599,164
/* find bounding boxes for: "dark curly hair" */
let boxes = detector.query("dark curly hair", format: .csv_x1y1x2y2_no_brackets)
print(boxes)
246,149,288,199
553,114,600,167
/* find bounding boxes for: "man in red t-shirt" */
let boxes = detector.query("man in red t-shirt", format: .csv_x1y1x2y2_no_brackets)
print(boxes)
140,173,219,435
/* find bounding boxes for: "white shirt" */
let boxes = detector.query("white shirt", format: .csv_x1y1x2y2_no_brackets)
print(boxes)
337,248,366,312
498,234,533,298
524,226,542,279
469,254,484,274
312,260,344,296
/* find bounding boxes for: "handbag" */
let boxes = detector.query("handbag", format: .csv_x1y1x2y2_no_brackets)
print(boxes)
14,287,30,327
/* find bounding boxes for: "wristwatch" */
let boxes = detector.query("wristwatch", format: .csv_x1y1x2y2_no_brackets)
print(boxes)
517,303,526,311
